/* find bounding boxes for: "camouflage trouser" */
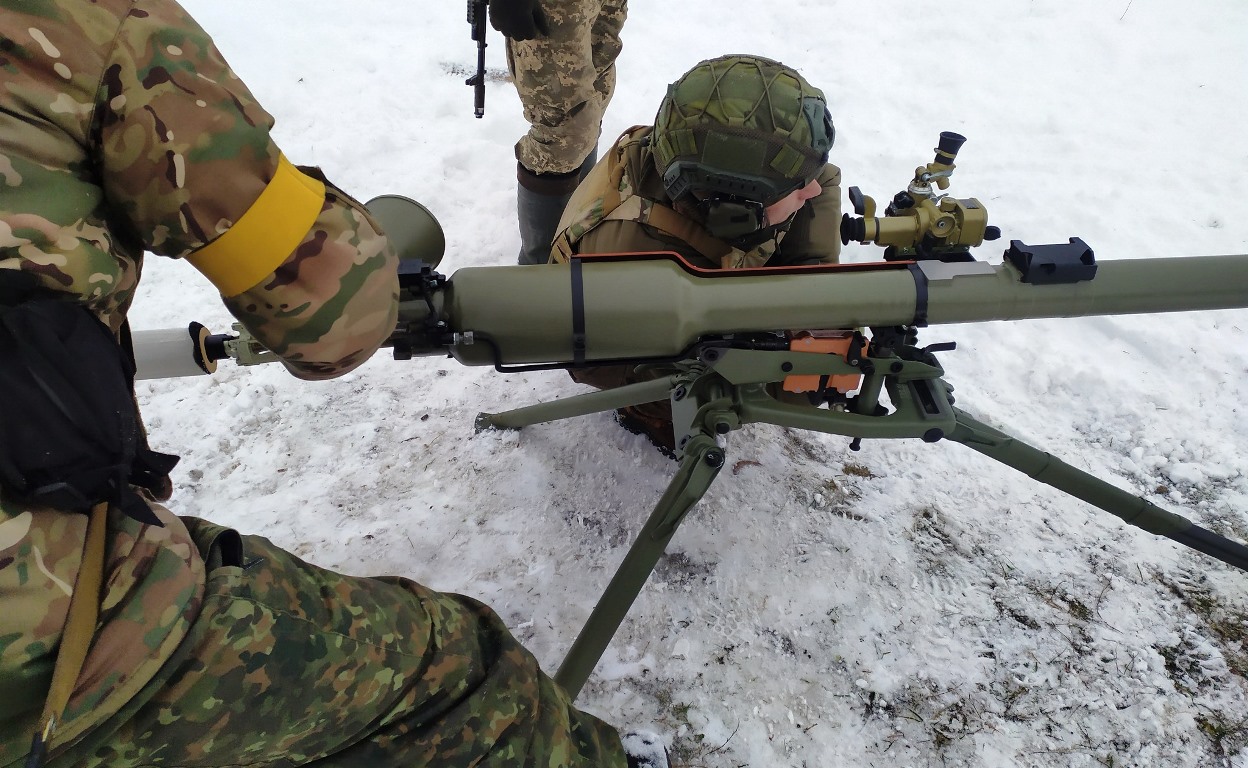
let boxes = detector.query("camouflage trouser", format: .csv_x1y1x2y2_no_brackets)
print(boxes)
508,0,628,175
47,518,627,768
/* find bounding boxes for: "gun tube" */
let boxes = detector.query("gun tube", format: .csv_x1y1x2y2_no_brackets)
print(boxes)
132,323,217,378
443,254,1248,366
132,253,1248,379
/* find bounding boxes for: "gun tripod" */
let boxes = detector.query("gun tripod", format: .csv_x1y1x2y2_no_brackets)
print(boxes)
476,334,1248,699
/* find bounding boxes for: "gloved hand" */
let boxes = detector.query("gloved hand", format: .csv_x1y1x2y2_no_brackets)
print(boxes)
489,0,550,41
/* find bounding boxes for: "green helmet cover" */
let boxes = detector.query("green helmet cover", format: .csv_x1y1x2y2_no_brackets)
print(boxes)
653,55,835,208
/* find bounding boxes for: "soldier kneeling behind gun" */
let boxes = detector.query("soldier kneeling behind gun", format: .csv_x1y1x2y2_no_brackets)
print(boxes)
549,53,842,455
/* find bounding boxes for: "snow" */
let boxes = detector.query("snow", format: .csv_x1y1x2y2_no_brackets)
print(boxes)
136,1,1248,765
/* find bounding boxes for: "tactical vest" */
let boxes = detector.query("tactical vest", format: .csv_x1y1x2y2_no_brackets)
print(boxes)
552,126,772,268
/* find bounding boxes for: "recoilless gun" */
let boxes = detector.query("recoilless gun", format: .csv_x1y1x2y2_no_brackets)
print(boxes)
134,133,1248,699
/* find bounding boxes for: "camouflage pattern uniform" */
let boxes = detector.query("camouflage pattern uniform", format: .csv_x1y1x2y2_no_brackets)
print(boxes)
0,1,625,765
507,0,628,176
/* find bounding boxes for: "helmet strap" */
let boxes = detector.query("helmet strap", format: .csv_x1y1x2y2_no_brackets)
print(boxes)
699,196,766,240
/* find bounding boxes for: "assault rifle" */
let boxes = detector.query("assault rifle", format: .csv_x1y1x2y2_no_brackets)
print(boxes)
466,0,488,118
134,134,1248,698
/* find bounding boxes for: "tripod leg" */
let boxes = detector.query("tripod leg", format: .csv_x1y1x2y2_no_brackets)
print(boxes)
476,376,678,431
949,408,1248,572
554,435,725,698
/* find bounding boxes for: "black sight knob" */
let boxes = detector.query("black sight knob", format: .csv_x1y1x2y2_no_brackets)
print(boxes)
848,186,867,215
891,191,915,212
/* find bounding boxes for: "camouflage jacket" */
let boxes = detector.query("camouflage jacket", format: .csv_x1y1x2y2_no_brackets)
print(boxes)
552,125,842,269
0,0,399,760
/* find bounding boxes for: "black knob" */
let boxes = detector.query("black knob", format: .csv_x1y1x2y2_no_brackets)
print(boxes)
848,186,866,215
890,191,915,212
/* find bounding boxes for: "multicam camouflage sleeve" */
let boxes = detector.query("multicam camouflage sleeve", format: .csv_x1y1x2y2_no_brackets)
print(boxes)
96,0,399,379
220,189,399,381
1,0,393,762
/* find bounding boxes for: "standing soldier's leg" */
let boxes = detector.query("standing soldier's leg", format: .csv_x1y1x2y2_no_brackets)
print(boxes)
508,0,626,265
590,0,626,104
49,520,627,768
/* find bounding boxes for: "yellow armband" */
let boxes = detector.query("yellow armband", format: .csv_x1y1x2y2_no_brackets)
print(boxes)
186,155,326,297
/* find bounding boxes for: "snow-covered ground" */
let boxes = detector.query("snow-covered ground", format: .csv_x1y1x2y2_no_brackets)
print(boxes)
137,1,1248,765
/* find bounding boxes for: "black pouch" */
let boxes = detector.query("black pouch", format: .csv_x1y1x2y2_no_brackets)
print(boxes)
0,276,178,524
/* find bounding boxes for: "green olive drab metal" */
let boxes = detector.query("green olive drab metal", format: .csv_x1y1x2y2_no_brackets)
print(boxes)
135,252,1248,374
364,195,446,269
429,254,1248,367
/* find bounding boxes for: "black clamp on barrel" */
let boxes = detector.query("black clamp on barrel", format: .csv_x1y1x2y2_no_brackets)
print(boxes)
394,260,449,360
569,258,587,365
1004,238,1097,284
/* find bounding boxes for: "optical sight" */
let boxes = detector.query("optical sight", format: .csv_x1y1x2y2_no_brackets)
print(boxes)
841,132,1001,261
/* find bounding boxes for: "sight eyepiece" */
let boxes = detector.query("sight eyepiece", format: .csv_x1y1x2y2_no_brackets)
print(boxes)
839,212,866,246
934,132,966,166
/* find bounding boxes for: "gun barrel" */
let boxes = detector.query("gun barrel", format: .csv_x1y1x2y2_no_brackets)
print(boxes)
133,252,1248,378
443,254,1248,366
132,324,217,378
924,254,1248,323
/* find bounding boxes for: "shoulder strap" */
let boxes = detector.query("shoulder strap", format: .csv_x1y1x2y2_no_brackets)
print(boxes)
553,127,736,265
552,126,653,263
25,501,109,768
625,202,734,265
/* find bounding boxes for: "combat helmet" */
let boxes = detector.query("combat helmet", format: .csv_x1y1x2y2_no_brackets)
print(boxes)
652,54,835,239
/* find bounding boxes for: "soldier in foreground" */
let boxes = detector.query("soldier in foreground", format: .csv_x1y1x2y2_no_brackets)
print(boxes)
551,54,842,452
490,0,628,265
0,1,663,766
